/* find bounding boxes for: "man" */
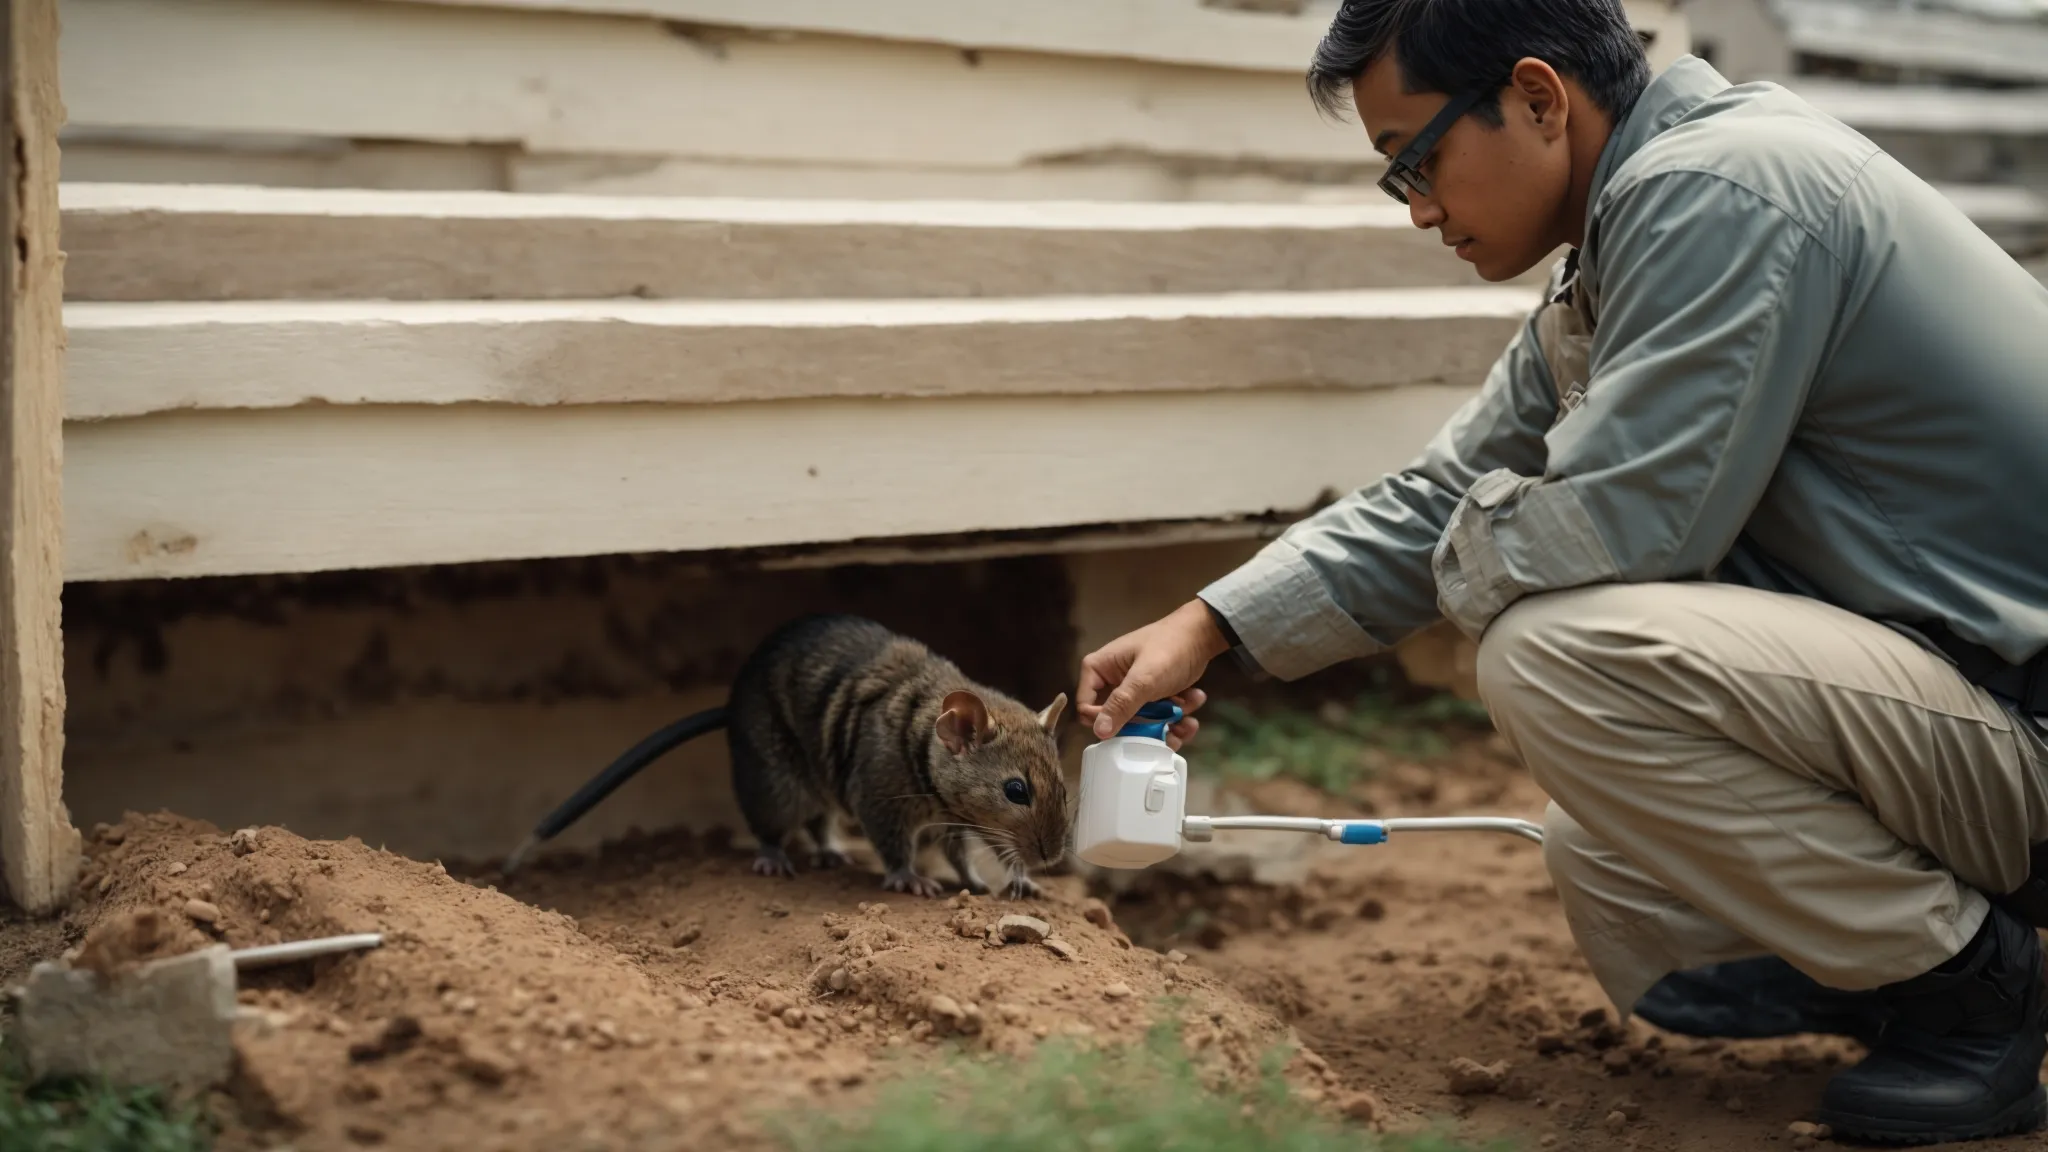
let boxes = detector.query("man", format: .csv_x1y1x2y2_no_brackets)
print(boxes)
1076,0,2048,1144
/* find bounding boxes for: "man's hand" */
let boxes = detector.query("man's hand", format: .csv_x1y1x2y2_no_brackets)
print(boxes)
1077,599,1234,748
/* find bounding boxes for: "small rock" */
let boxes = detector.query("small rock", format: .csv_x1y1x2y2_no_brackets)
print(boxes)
165,862,187,877
1792,1139,1816,1151
96,824,127,846
1539,1137,1558,1149
927,995,966,1030
1604,1111,1628,1134
1166,949,1189,965
1042,938,1079,962
1788,1121,1820,1138
230,828,260,856
1357,898,1387,921
1612,1098,1643,1121
1534,1032,1569,1055
1102,983,1133,1001
1339,1089,1381,1123
827,968,851,992
1445,1057,1508,1096
349,1016,423,1063
1081,898,1115,930
673,924,703,948
19,946,237,1092
1602,1049,1633,1075
183,899,221,925
997,915,1050,945
1725,1096,1747,1115
457,1041,517,1086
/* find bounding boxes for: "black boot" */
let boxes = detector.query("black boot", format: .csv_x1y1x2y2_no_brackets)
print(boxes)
1818,905,2048,1145
1635,955,1893,1046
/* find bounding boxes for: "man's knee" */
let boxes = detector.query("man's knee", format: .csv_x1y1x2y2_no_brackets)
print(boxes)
1540,800,1599,889
1473,589,1599,729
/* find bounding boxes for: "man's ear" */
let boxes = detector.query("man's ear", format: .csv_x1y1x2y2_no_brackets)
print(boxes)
1510,56,1570,141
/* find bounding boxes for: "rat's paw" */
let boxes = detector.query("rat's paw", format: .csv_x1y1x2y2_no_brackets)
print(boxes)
752,847,798,878
881,869,946,898
812,849,852,871
1004,875,1044,900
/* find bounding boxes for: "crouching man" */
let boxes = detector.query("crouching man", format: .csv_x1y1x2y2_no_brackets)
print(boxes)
1077,0,2048,1143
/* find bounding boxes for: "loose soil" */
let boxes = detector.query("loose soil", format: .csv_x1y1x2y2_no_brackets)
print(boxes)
13,734,2048,1152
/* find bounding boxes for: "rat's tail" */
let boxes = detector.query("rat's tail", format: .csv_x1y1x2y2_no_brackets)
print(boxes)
503,707,730,873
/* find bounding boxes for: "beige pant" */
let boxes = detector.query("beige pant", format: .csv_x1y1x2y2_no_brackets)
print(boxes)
1475,582,2048,1015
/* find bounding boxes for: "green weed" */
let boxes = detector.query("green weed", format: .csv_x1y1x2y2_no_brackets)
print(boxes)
1195,692,1493,794
0,1046,211,1152
785,1017,1504,1152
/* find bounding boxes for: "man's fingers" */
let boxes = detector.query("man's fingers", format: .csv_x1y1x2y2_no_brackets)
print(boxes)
1165,716,1200,751
1094,681,1150,740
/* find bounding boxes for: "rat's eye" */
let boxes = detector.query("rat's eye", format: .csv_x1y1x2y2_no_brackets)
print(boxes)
1003,778,1032,806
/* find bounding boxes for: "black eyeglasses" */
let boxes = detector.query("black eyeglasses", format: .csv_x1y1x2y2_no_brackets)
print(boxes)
1377,82,1501,205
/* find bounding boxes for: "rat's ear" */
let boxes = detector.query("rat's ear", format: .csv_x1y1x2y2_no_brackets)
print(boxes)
1037,692,1068,734
937,690,992,755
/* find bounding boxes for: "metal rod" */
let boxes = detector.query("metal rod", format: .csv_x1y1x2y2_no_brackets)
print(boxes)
1378,817,1546,844
1180,814,1543,845
230,933,384,970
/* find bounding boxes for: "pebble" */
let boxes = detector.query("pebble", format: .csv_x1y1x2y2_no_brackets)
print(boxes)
1357,898,1387,921
230,828,260,856
1081,899,1114,930
673,924,703,948
1602,1049,1634,1075
927,995,966,1029
1042,938,1079,962
165,862,188,877
184,898,221,925
1339,1089,1381,1124
1102,983,1133,1000
827,968,851,992
1603,1111,1628,1134
1725,1096,1748,1115
1445,1058,1508,1096
997,915,1050,944
1611,1098,1643,1121
1165,950,1188,965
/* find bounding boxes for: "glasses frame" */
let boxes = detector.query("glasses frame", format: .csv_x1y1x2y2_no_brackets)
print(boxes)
1377,82,1501,205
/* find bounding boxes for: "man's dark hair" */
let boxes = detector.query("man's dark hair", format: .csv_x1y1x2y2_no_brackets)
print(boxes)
1307,0,1651,124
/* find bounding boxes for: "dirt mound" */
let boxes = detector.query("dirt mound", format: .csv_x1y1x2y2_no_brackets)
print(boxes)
52,812,1308,1151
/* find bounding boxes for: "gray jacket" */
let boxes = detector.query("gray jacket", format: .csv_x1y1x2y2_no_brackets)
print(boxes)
1201,56,2048,683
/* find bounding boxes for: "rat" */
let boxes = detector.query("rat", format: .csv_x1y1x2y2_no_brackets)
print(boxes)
504,614,1071,899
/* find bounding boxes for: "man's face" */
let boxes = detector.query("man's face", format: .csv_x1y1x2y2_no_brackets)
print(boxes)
1353,55,1573,282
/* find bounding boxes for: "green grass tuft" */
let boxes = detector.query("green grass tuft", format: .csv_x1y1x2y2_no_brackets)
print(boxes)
784,1018,1504,1152
1196,691,1493,794
0,1053,211,1152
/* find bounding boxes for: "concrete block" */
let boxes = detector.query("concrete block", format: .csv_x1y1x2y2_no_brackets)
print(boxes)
19,945,238,1093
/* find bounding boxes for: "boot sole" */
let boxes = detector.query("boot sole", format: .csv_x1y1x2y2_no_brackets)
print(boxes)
1817,1085,2047,1146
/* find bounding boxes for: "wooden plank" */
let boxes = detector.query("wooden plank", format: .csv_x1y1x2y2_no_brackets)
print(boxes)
58,0,1368,169
0,0,79,912
1790,79,2048,135
62,289,1536,420
1779,0,2048,84
385,0,1693,75
59,183,1531,301
61,386,1479,581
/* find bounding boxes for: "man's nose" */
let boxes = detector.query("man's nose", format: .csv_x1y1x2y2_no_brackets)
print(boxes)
1408,192,1445,230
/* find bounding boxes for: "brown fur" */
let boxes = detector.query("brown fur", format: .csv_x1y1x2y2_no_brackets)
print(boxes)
727,614,1070,898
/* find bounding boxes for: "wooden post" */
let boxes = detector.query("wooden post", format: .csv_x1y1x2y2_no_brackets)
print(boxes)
0,0,78,913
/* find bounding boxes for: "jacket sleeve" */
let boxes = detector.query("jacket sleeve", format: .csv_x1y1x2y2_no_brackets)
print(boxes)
1196,299,1561,681
1432,171,1839,638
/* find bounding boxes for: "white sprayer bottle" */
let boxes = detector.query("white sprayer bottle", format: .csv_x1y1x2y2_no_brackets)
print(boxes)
1074,700,1188,869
